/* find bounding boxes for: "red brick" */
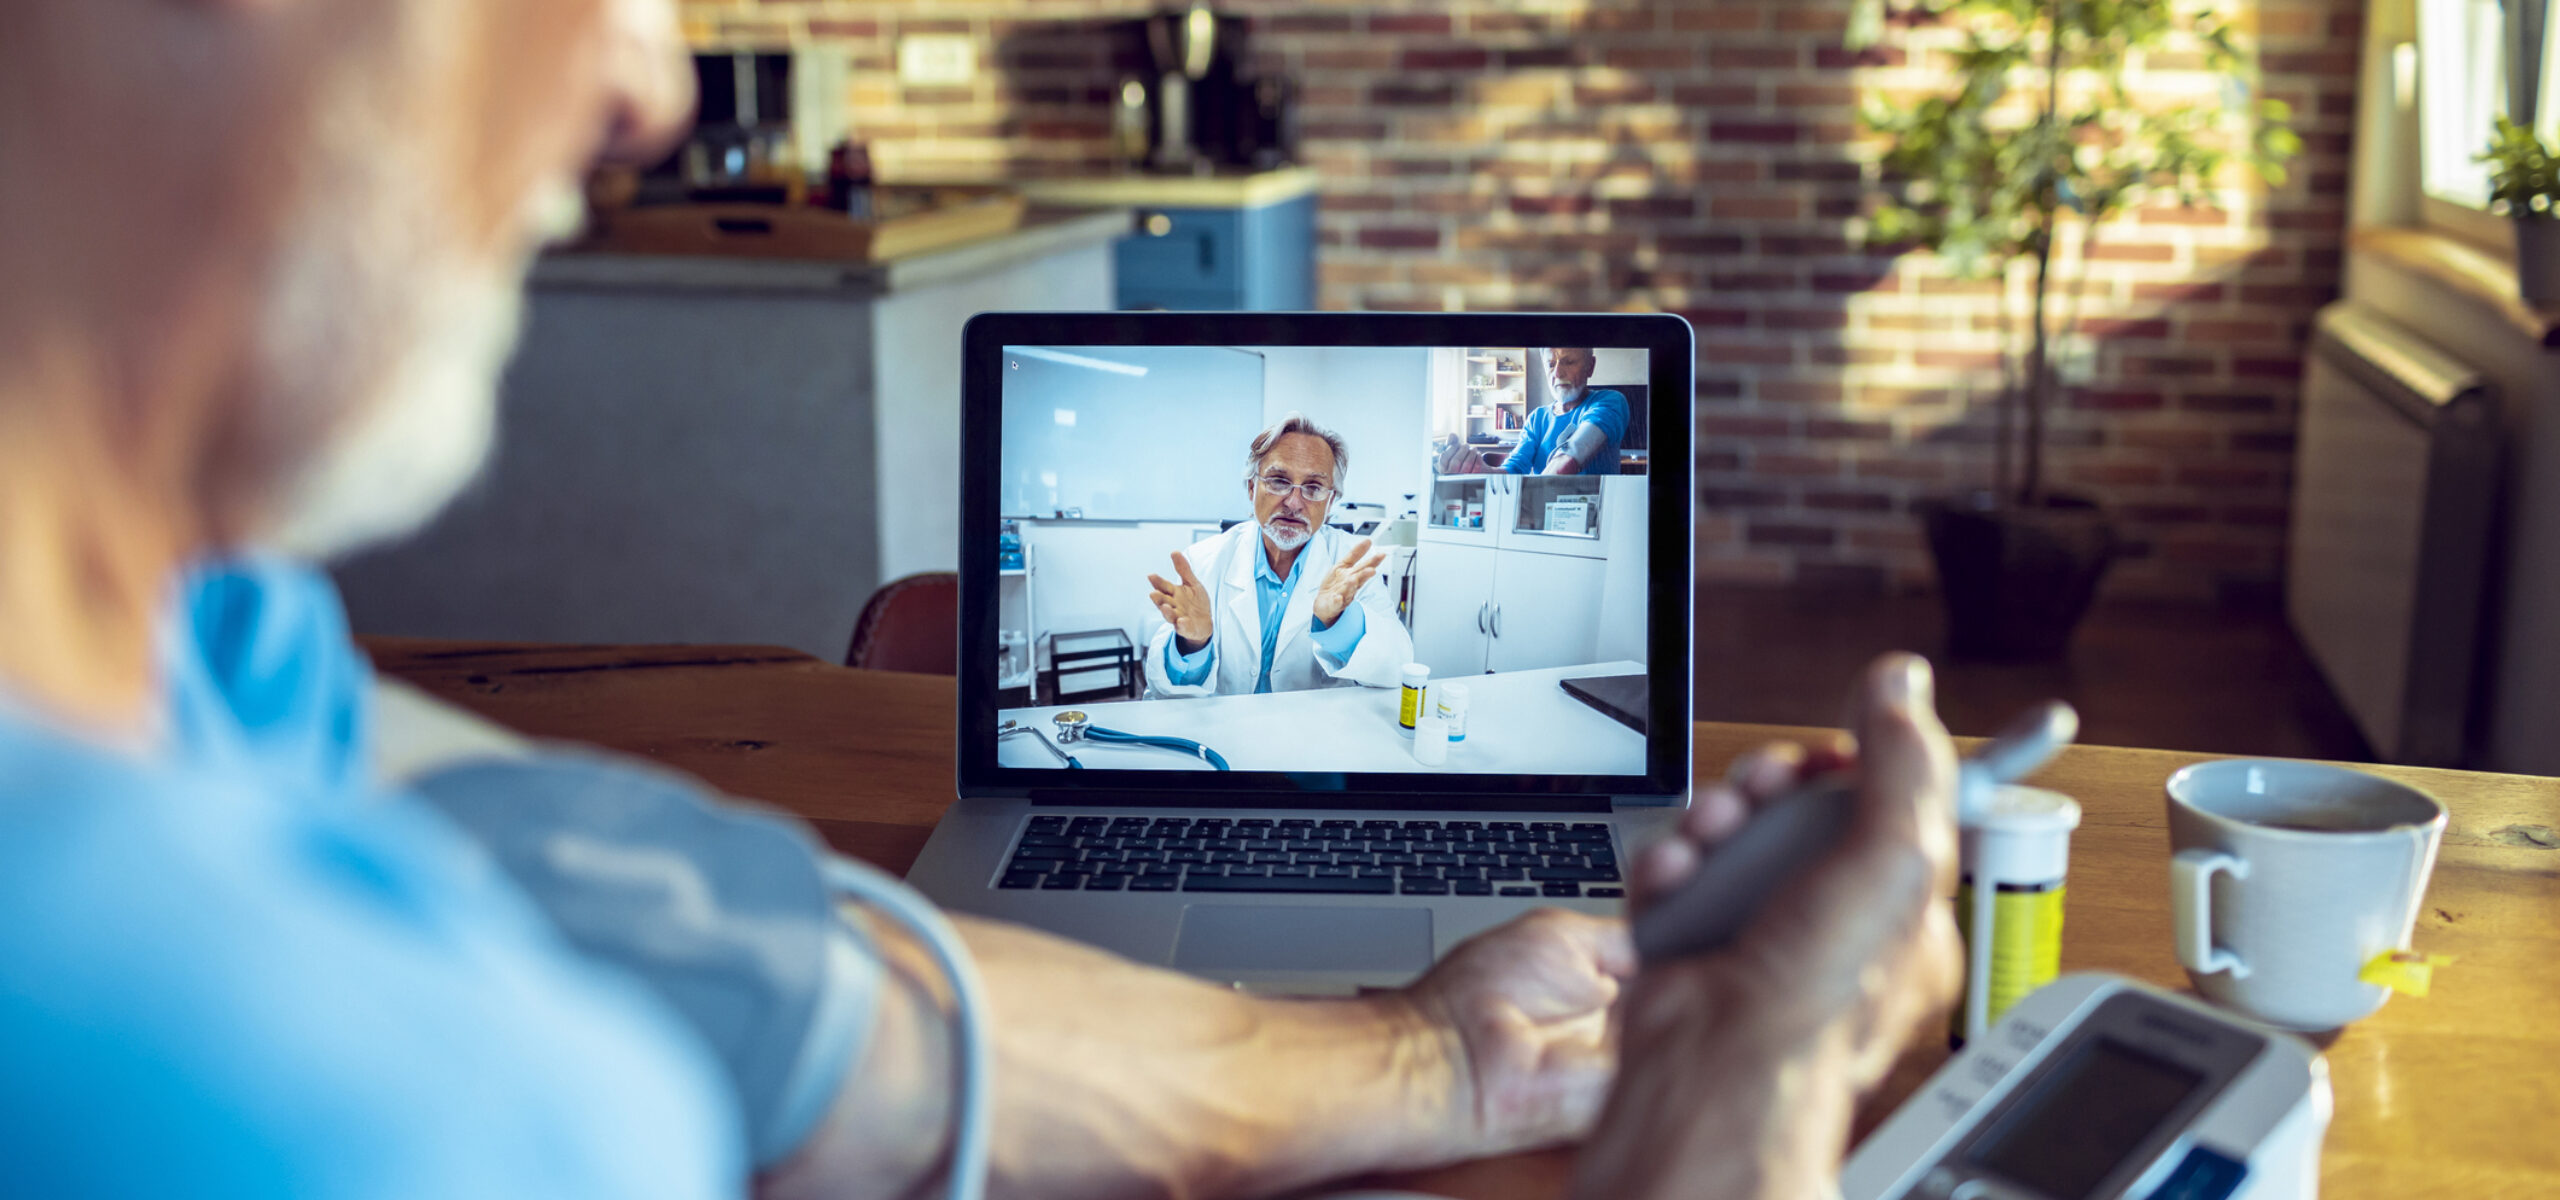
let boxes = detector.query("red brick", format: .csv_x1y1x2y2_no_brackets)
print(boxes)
1816,45,1905,69
2136,205,2234,227
1762,380,1849,405
1763,309,1851,331
1508,194,1597,216
1574,81,1658,106
2081,318,2172,339
2086,243,2175,263
1401,47,1492,71
1500,45,1582,69
1611,196,1699,220
1369,13,1455,35
1358,227,1442,250
1662,234,1752,256
1710,120,1805,144
1775,7,1854,34
2133,281,2228,304
1713,195,1801,221
1915,349,2003,370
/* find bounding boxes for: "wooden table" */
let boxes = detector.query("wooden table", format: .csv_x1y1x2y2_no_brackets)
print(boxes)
367,638,2560,1200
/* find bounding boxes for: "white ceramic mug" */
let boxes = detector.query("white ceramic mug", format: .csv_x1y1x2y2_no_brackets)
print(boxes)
2164,759,2447,1031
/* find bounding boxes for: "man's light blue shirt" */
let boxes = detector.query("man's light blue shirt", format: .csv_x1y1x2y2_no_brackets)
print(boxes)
1166,532,1366,692
0,558,742,1198
1503,388,1630,475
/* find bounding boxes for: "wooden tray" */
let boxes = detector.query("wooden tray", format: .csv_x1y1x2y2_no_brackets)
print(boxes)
581,188,1029,262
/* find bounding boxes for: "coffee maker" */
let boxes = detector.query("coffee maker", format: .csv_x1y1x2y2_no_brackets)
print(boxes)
1114,2,1294,173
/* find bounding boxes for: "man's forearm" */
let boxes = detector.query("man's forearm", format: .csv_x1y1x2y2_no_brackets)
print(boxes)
772,912,1467,1200
959,916,1461,1200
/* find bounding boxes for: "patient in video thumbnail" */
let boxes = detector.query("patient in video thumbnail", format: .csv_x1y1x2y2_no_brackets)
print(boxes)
993,345,1652,776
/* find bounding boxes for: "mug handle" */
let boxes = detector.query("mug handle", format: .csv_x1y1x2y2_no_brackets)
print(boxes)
2171,849,2251,978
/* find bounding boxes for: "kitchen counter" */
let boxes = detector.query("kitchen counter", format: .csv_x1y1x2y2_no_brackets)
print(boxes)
1011,166,1320,210
530,206,1134,296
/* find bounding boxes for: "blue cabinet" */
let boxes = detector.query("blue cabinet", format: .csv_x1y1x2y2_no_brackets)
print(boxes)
1115,193,1316,311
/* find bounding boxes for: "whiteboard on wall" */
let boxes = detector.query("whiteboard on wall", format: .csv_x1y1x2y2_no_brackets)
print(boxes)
999,345,1264,521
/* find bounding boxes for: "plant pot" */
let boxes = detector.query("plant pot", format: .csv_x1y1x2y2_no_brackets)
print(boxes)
1920,491,2120,661
2518,217,2560,306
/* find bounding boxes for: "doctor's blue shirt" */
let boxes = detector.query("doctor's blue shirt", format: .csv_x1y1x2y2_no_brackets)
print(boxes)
1503,388,1629,475
0,559,741,1198
1165,533,1366,692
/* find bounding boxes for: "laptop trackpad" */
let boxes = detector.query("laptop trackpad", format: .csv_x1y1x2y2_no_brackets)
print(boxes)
1172,905,1433,973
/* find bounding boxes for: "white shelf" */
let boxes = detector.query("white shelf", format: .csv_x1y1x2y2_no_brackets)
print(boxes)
1000,567,1028,577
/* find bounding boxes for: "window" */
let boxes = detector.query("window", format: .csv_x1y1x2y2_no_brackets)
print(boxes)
2415,0,2560,248
2417,0,2505,211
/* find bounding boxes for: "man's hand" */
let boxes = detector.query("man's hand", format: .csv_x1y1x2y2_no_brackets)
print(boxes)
1570,654,1964,1200
1400,909,1634,1159
1146,551,1214,653
1437,440,1489,475
1310,538,1386,627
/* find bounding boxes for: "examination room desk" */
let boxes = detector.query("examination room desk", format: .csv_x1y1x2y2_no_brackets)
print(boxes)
366,637,2560,1200
997,661,1648,774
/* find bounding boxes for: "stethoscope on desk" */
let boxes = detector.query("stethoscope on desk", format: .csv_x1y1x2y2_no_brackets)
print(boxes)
999,711,1231,771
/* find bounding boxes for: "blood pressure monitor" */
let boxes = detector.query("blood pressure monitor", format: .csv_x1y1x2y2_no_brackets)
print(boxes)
1845,974,2331,1200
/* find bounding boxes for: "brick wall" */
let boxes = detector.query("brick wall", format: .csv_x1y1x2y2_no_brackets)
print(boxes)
681,0,2357,604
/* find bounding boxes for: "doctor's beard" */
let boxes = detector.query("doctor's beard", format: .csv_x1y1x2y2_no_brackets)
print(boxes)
1262,515,1314,552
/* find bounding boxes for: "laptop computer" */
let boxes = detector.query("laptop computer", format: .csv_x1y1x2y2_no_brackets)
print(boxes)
907,312,1695,992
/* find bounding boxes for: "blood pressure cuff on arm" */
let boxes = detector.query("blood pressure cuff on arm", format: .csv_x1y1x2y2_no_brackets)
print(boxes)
410,755,880,1171
1564,421,1610,465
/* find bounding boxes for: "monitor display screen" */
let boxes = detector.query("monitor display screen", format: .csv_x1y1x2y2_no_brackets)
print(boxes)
1967,1037,2208,1200
989,342,1655,778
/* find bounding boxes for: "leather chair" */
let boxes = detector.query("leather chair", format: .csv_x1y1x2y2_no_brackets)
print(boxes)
842,572,958,674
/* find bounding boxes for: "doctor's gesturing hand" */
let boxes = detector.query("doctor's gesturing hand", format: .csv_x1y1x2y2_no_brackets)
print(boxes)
1312,537,1388,626
1148,551,1216,654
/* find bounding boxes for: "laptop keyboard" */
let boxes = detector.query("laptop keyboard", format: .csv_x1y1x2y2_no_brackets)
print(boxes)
995,816,1624,898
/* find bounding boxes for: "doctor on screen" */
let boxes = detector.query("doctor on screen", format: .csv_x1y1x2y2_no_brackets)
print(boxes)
1143,413,1414,697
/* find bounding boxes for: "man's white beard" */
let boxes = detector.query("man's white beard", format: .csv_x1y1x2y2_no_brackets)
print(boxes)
263,270,520,560
1555,382,1588,406
1262,516,1313,552
250,64,575,562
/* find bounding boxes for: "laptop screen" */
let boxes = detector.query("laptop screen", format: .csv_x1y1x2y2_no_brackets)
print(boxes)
960,314,1691,804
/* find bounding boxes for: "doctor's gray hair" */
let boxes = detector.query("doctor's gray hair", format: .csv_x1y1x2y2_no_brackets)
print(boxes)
1244,412,1348,488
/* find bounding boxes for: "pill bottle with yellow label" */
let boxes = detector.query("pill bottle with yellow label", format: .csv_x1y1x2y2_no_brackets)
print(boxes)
1952,784,2080,1047
1398,664,1430,738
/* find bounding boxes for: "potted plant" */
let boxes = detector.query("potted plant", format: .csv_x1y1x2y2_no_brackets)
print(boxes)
1854,0,2300,658
2482,114,2560,304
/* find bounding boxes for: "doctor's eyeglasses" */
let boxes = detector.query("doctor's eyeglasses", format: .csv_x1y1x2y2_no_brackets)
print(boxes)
1254,474,1336,504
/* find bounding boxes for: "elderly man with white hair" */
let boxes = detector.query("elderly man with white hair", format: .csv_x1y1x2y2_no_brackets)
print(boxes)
1145,412,1414,698
0,1,1966,1198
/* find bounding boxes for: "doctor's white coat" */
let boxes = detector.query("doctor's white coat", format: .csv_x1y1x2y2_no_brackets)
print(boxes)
1141,522,1414,698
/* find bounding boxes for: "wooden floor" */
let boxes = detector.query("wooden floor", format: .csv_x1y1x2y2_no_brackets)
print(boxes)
1692,587,2372,762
